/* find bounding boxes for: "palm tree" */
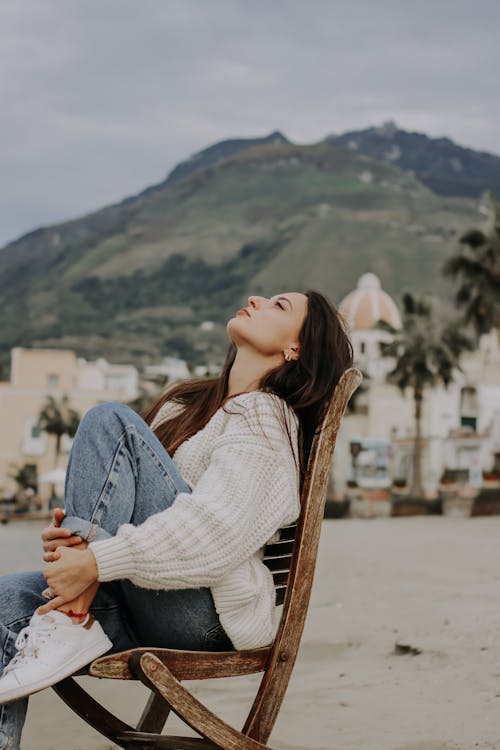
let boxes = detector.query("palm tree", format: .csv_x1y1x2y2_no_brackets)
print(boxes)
442,192,500,340
126,374,169,415
378,293,474,497
8,463,38,491
37,395,80,470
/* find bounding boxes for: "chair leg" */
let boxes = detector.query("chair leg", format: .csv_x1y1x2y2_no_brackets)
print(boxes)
53,676,200,750
129,652,273,750
137,691,171,733
52,676,133,748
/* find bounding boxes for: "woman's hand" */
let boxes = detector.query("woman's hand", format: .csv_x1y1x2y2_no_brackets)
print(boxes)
41,508,87,562
37,547,99,614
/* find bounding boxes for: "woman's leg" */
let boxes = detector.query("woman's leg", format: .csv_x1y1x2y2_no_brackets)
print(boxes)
0,574,228,750
36,399,188,619
61,402,232,646
62,401,191,540
0,571,137,750
45,401,192,620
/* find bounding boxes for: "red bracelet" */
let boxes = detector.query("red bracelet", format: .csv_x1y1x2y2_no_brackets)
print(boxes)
63,610,88,618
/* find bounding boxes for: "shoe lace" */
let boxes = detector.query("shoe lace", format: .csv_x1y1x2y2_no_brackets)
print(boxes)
4,619,53,673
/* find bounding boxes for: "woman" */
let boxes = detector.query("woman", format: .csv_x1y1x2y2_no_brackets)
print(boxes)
0,290,352,748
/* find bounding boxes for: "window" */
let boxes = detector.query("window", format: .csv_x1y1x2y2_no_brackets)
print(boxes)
460,415,477,432
31,424,41,439
47,374,59,389
460,386,478,432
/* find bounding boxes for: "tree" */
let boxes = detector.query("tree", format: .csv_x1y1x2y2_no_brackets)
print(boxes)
442,192,500,340
378,293,474,497
126,373,169,415
8,463,38,490
37,395,80,469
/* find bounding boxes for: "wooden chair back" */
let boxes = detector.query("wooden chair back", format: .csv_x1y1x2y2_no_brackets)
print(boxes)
243,366,363,742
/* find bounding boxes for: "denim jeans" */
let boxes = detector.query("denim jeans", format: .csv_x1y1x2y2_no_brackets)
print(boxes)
0,402,232,749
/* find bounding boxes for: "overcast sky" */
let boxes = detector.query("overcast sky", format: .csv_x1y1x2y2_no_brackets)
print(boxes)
1,0,499,247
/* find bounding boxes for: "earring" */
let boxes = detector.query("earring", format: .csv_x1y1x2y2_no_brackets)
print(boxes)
284,352,291,362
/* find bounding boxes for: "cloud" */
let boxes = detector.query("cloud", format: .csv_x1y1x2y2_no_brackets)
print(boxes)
1,0,499,246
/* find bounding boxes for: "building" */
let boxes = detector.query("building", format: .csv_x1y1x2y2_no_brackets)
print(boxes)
0,348,139,501
331,274,500,499
144,356,191,382
339,272,401,382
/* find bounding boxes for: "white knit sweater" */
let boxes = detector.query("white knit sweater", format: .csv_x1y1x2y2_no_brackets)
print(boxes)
89,391,300,650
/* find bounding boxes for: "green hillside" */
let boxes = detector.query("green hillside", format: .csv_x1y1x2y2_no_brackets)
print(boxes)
0,139,480,372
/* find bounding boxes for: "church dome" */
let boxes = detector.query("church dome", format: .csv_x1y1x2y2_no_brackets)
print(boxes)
339,273,401,330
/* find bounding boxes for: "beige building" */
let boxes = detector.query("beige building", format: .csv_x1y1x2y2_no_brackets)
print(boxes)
0,348,139,502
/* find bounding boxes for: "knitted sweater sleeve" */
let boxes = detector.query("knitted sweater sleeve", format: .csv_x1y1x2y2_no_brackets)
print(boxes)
89,392,300,589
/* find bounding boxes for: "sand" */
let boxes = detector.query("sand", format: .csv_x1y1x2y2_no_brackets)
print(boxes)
1,516,499,750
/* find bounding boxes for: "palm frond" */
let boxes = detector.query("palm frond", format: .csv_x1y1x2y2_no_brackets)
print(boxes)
375,319,398,335
460,229,487,248
379,292,475,395
37,394,81,438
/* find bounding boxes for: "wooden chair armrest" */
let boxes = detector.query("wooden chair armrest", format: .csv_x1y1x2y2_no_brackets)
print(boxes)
89,646,271,680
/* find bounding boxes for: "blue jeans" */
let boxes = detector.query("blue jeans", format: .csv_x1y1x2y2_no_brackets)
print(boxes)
0,403,232,750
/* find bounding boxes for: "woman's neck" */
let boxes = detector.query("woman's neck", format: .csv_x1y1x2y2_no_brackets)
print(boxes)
226,347,281,398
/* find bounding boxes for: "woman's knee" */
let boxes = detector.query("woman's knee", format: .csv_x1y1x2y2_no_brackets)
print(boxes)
0,572,46,630
79,402,138,436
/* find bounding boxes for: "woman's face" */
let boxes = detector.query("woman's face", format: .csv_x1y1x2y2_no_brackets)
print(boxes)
227,292,308,360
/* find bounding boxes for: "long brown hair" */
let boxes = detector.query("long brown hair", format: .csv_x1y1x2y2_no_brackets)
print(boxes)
142,290,353,484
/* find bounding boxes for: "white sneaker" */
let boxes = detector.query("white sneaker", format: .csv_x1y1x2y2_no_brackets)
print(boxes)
0,610,112,704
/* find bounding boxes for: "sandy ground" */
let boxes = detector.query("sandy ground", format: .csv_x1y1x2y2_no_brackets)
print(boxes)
1,516,499,750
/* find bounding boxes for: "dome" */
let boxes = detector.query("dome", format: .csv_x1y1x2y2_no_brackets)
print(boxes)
339,273,401,330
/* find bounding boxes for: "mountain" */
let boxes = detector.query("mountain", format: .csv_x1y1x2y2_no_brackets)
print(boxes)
124,131,291,206
327,121,500,199
0,132,487,373
164,130,290,187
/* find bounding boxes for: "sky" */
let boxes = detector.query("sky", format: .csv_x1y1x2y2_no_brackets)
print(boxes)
1,0,499,247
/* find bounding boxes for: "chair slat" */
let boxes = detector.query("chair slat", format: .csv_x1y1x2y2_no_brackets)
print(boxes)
271,571,289,586
117,732,218,749
262,555,292,571
278,525,296,541
263,540,294,556
275,587,286,606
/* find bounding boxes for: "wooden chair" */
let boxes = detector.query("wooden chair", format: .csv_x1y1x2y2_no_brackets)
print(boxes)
52,367,362,749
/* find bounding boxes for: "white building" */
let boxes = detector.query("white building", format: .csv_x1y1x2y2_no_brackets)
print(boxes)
76,357,139,401
144,356,190,382
331,274,500,498
339,272,401,383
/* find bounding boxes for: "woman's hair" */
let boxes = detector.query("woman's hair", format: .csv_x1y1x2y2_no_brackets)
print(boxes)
142,290,353,485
